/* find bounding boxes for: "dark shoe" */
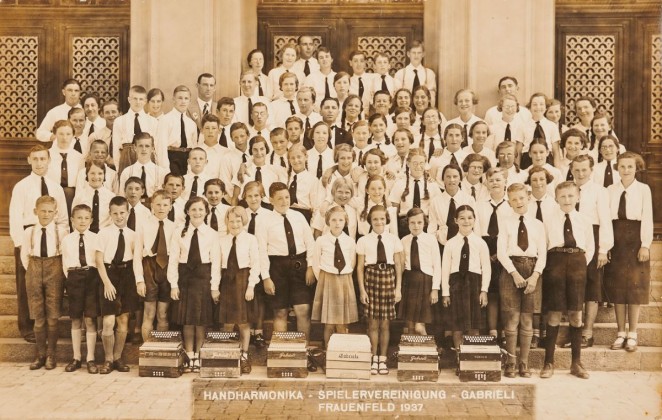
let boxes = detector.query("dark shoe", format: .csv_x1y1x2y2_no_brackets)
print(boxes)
86,361,99,374
113,360,130,372
64,359,81,372
24,333,36,344
29,356,46,370
570,362,589,379
504,363,517,378
240,354,252,374
307,355,318,372
44,355,56,370
530,336,539,349
253,333,266,349
99,361,113,374
519,362,531,378
581,337,594,348
625,337,638,352
540,363,554,379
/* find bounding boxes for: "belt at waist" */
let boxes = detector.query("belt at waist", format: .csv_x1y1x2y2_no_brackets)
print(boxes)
105,261,133,269
549,247,584,254
68,266,97,272
168,146,191,152
366,263,395,270
510,256,537,262
269,252,306,260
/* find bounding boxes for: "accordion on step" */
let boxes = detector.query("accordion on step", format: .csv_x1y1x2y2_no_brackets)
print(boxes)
139,331,185,378
397,334,439,382
458,335,502,382
267,331,308,378
199,332,241,378
326,333,371,380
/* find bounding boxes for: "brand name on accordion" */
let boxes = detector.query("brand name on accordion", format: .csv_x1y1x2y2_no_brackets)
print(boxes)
338,353,359,359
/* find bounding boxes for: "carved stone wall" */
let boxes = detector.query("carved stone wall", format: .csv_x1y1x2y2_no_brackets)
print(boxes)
0,36,39,139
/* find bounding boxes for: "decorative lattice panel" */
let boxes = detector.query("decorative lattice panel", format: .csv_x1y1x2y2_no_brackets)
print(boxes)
357,36,407,77
72,36,120,103
651,34,662,143
273,35,322,68
0,36,38,139
564,35,616,125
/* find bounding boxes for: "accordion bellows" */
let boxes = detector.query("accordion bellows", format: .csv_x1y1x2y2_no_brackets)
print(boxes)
267,332,308,378
200,331,241,378
139,331,185,378
459,335,502,382
397,334,439,382
326,333,372,380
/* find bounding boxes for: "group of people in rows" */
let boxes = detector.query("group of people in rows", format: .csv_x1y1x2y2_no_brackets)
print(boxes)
11,38,652,380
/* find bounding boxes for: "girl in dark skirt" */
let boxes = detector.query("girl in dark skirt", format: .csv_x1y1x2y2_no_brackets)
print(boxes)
357,205,404,375
218,206,261,373
398,208,441,334
441,205,491,351
168,197,220,372
604,152,653,352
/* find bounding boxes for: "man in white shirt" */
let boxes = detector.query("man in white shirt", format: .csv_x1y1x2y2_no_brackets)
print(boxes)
215,97,237,149
35,78,82,142
348,51,373,108
295,86,322,145
292,35,320,77
304,46,336,109
394,41,437,107
484,76,532,125
187,73,217,132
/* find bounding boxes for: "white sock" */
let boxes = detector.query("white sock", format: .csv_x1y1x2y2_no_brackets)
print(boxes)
86,331,97,362
71,329,82,361
627,331,638,339
255,329,263,335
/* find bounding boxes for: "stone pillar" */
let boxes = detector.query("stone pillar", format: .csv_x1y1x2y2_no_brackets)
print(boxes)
130,0,257,111
426,0,555,119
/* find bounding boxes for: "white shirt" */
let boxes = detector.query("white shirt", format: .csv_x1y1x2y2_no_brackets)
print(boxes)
522,117,561,152
167,224,221,290
417,134,445,165
232,163,287,203
206,204,231,235
462,145,497,168
218,148,250,195
35,103,81,142
82,118,107,150
394,64,437,99
312,232,355,277
9,173,69,245
475,196,514,237
72,184,116,231
607,180,653,248
484,105,532,126
368,73,401,103
111,110,157,162
401,232,442,289
271,97,300,128
155,109,198,167
20,222,68,269
128,202,151,229
504,166,527,186
292,57,320,77
461,178,490,203
368,140,397,160
488,119,525,151
133,215,176,283
310,202,358,240
388,175,442,216
441,232,491,296
234,94,271,126
119,161,169,198
47,145,84,188
357,200,399,237
428,189,480,245
183,171,211,200
349,73,374,106
307,147,335,179
95,224,135,264
219,230,261,288
268,66,306,100
545,209,595,263
199,142,229,179
576,181,614,254
497,213,547,275
61,229,98,274
356,231,403,265
295,111,322,132
523,164,562,196
431,148,468,180
593,159,620,188
527,193,557,223
305,71,337,108
288,169,321,210
255,72,273,102
444,115,483,146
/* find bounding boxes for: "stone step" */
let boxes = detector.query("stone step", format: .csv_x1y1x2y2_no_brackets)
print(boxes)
651,280,662,300
0,256,14,275
595,303,662,324
0,237,14,257
0,294,17,316
0,275,14,295
556,323,662,347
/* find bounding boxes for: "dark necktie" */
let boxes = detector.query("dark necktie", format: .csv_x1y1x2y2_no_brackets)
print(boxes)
280,156,287,168
462,124,469,148
258,78,264,97
358,150,363,167
604,161,614,187
471,186,476,200
358,77,364,98
324,76,331,99
413,179,421,208
248,98,254,127
376,234,387,264
288,100,296,115
333,238,346,273
576,194,580,211
341,206,350,236
450,153,458,167
534,121,545,142
316,154,323,179
412,69,420,90
60,153,68,187
188,228,202,266
563,214,576,248
190,175,199,199
254,167,262,183
79,233,87,266
113,229,125,265
40,228,48,258
618,191,627,220
41,176,49,196
248,212,256,235
134,113,142,135
303,60,310,76
428,138,435,162
91,190,100,233
566,170,574,181
209,207,218,231
535,200,543,222
289,174,298,205
459,236,469,273
410,236,421,271
283,214,297,256
517,215,529,251
242,153,248,164
168,207,175,222
73,137,82,154
152,220,168,268
180,114,188,148
381,75,389,95
141,166,148,199
88,123,95,136
127,207,136,231
586,129,592,149
504,123,512,141
488,201,503,237
214,127,225,148
203,104,209,116
447,197,458,239
227,236,239,271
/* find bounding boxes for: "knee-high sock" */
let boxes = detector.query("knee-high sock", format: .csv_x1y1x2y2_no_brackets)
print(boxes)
34,327,47,358
544,325,559,365
71,329,82,361
86,331,97,362
504,328,518,364
570,326,582,363
113,331,127,361
102,333,114,362
47,325,59,356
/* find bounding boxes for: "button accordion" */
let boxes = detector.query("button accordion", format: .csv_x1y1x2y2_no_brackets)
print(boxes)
139,331,185,378
326,333,372,380
458,335,502,382
199,332,241,378
267,332,308,378
397,334,439,382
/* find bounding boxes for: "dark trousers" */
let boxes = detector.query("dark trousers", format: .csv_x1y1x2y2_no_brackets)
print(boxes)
14,247,34,337
168,150,189,176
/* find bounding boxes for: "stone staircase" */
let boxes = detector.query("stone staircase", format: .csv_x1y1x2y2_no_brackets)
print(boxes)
0,236,660,370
